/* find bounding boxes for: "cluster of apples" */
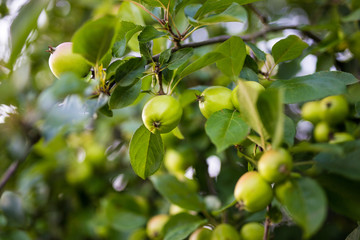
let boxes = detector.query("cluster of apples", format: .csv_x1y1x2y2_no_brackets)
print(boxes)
301,95,354,143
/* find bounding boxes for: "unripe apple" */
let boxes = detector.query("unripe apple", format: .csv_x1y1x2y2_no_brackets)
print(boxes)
48,42,91,78
146,214,169,239
164,148,195,176
211,224,240,240
319,95,349,125
329,132,354,144
234,171,273,212
142,95,183,134
129,228,147,240
240,222,264,240
258,148,293,183
314,121,331,142
198,86,234,119
301,101,321,124
231,81,265,111
189,227,213,240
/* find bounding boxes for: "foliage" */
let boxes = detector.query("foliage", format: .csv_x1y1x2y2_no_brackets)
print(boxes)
1,0,360,239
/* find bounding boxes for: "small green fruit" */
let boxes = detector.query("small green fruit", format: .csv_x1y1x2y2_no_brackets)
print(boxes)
198,86,234,119
231,81,265,111
258,148,293,183
329,132,355,144
142,95,183,134
319,95,349,125
314,121,331,142
146,214,169,239
164,148,195,176
129,228,147,240
48,42,91,78
234,171,273,212
240,222,264,240
211,224,240,240
189,227,213,240
301,101,321,124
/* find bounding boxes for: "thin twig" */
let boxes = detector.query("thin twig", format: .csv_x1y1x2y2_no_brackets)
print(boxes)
263,205,271,240
0,160,20,192
248,4,269,26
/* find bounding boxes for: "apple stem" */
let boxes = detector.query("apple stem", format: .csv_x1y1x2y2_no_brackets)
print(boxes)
263,205,271,240
153,121,161,129
195,94,204,102
46,45,55,54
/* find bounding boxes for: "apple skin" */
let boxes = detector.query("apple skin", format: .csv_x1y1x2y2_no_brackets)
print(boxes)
164,148,195,176
319,95,349,125
240,222,264,240
189,227,213,240
301,101,321,124
234,171,273,212
146,214,170,239
142,95,183,134
211,224,240,240
258,148,293,183
49,42,91,78
198,86,234,119
231,81,265,111
314,121,331,142
329,132,354,144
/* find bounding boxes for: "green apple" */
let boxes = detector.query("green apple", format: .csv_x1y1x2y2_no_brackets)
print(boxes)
329,132,355,144
314,121,331,142
301,101,321,124
146,214,169,239
48,42,91,78
234,171,273,212
164,148,195,176
319,95,349,125
240,222,264,240
142,95,183,134
198,86,234,119
129,228,147,240
211,224,240,240
189,227,213,240
258,148,293,183
231,81,265,111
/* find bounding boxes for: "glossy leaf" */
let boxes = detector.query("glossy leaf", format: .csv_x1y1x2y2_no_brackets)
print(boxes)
110,209,147,231
150,174,205,211
138,25,167,42
194,3,247,25
114,57,146,86
246,42,266,61
205,109,250,152
73,15,118,65
8,0,49,67
159,48,172,66
109,79,141,109
284,116,296,147
269,71,358,104
275,178,327,238
167,48,194,70
216,36,246,79
112,21,143,58
257,88,284,149
342,8,360,22
314,140,360,181
129,125,164,179
272,35,308,64
240,67,259,82
164,213,207,240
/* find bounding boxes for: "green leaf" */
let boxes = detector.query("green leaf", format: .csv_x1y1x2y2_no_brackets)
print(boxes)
8,0,49,67
236,80,269,145
257,88,284,149
342,8,360,22
129,125,164,179
150,174,205,211
205,109,250,153
269,71,358,104
346,226,360,240
159,49,172,66
164,213,207,240
195,3,247,25
110,209,147,231
314,140,360,181
275,177,327,238
112,21,143,58
179,52,225,79
316,174,360,221
246,42,266,61
211,199,237,215
0,191,26,227
72,15,118,65
284,116,295,147
109,79,141,109
114,57,146,86
139,41,153,61
272,35,308,64
216,36,246,79
167,48,194,70
138,25,167,42
240,67,259,82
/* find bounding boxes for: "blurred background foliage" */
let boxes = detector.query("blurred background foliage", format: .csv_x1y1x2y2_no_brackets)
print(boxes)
0,0,360,239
